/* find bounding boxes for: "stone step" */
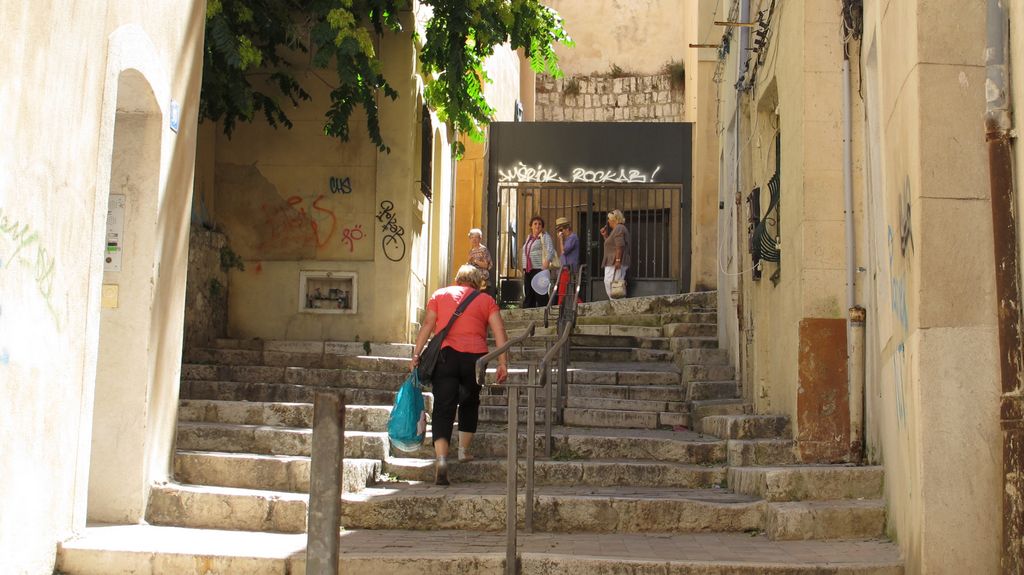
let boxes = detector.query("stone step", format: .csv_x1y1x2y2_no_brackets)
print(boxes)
342,483,761,534
175,421,388,460
729,465,885,501
562,407,686,429
573,334,675,351
702,414,791,440
570,383,685,402
502,365,680,386
210,339,414,359
690,400,750,433
679,347,731,367
766,499,888,540
502,292,717,322
686,380,739,401
478,405,550,424
409,426,727,465
663,323,718,338
726,439,799,466
383,457,727,488
178,399,392,431
668,337,720,351
505,311,718,331
148,482,765,536
180,380,421,409
181,364,408,389
682,364,736,384
173,450,381,493
566,396,688,414
56,524,904,575
509,346,674,363
146,483,308,533
186,348,413,371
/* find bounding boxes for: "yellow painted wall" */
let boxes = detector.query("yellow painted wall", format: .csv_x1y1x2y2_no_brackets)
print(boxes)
206,12,455,344
0,1,205,572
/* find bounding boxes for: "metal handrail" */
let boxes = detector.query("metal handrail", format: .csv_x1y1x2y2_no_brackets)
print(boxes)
542,265,568,329
476,266,584,575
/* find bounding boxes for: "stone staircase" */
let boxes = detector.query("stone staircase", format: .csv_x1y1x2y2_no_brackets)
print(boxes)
57,292,903,574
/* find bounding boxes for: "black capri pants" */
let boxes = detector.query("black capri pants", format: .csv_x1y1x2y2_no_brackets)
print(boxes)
430,347,485,444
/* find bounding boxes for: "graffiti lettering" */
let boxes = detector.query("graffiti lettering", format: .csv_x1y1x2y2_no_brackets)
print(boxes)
887,226,909,331
376,200,406,262
341,225,366,253
497,161,663,184
260,193,338,250
329,176,353,195
0,207,66,330
898,177,914,257
892,343,908,428
498,162,567,183
571,166,662,183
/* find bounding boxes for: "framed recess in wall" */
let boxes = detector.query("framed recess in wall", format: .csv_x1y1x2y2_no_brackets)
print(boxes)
299,271,357,314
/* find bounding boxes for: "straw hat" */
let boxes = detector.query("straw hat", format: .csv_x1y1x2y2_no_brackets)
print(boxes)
554,217,570,229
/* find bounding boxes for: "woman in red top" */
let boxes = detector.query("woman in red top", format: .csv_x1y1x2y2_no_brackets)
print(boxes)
412,265,509,485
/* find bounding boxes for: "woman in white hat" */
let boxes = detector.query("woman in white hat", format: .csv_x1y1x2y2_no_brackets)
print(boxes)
599,209,630,298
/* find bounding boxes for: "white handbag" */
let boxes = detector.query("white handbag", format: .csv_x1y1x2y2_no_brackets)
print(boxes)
609,278,627,299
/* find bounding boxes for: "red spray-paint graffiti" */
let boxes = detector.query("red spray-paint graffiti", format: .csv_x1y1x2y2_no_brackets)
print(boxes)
259,194,338,250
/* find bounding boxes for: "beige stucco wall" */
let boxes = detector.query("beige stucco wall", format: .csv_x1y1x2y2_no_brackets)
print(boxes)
858,1,1001,571
206,11,455,344
545,0,688,78
0,1,205,572
721,0,1003,570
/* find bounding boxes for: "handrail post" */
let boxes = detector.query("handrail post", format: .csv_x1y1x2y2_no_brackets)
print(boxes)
526,367,537,533
505,385,519,575
544,380,553,458
306,391,345,575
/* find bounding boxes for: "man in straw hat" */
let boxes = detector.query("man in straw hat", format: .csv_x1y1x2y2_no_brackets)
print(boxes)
554,216,581,304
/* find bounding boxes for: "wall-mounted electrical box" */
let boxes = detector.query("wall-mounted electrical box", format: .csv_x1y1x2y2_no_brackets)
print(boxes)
299,271,357,314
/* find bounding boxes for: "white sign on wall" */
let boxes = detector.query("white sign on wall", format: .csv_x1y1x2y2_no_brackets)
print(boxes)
105,194,126,272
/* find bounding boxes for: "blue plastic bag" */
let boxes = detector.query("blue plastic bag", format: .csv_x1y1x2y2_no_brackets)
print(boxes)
388,372,426,453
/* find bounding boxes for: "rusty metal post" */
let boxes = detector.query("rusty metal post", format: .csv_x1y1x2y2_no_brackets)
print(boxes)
306,391,345,575
986,1,1024,571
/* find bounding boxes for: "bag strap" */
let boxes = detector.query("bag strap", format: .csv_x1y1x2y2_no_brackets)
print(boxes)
433,289,482,342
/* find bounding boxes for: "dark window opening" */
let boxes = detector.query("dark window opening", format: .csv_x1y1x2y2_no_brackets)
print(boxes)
420,104,433,199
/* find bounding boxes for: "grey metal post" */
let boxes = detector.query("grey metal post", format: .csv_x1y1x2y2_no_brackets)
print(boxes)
544,381,553,458
306,391,345,575
526,380,536,533
505,385,519,575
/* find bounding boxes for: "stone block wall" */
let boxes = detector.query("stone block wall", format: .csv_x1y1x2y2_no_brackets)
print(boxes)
184,225,229,349
535,73,685,122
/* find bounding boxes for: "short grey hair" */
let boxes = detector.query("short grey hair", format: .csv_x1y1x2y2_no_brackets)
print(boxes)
454,264,483,287
607,209,625,224
468,228,483,239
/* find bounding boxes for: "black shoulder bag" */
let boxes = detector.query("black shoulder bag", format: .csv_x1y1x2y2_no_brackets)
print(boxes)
417,290,482,385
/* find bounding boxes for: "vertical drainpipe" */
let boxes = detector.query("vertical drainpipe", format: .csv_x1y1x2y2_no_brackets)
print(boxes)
841,6,865,464
985,1,1024,571
733,0,750,377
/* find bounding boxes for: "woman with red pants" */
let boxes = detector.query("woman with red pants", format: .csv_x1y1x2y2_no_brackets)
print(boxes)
412,265,509,485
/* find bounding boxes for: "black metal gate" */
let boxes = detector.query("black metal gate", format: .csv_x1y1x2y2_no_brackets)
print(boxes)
495,183,690,304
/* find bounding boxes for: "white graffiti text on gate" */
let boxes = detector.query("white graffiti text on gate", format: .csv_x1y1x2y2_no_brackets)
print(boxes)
497,162,662,184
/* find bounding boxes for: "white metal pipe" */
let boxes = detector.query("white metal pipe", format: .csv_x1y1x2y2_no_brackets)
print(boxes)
848,306,865,463
843,58,856,310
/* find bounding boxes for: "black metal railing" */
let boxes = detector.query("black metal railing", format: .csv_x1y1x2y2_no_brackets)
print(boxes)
475,265,584,575
494,183,688,303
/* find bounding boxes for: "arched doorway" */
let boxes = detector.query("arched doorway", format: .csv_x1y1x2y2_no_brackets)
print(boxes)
86,68,162,523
